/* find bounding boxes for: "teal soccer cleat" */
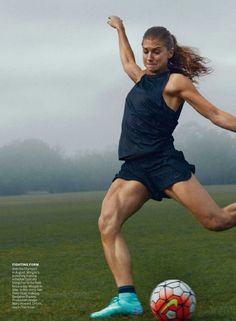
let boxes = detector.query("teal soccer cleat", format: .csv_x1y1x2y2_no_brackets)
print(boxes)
90,293,143,318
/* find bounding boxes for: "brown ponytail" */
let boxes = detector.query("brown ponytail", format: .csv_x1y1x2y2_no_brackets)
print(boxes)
142,27,212,83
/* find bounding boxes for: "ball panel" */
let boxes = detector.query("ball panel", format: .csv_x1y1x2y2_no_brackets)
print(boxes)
151,291,161,302
166,281,180,289
173,287,183,296
166,309,177,319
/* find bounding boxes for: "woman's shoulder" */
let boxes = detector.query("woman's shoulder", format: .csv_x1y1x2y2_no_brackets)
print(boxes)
169,72,189,82
166,72,193,94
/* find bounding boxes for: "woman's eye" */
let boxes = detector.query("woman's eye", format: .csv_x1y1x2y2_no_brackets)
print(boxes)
143,50,161,54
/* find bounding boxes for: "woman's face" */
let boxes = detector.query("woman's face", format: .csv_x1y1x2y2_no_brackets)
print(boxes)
142,38,174,74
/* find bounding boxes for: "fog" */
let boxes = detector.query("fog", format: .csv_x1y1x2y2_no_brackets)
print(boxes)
0,123,235,195
0,0,236,155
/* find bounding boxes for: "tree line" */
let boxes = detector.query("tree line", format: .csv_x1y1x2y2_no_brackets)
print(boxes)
0,122,235,196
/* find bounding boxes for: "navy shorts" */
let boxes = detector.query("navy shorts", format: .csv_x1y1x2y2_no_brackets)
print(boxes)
112,149,195,201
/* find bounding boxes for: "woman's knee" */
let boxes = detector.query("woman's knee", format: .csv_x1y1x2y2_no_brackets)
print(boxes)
202,218,223,232
197,209,226,232
98,179,149,238
98,209,121,238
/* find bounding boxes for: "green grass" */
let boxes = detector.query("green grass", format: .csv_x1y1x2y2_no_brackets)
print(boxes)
0,186,235,321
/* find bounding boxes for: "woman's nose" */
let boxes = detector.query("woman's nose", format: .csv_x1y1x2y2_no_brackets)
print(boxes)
147,52,153,60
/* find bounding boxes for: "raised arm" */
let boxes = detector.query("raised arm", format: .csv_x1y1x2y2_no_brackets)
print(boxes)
107,16,144,83
171,73,236,132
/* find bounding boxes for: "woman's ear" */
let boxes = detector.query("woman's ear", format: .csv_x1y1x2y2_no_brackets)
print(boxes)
168,47,175,59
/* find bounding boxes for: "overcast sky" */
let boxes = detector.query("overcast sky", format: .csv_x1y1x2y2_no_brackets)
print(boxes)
0,0,236,155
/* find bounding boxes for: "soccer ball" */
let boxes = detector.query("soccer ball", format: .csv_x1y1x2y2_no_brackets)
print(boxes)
150,279,196,321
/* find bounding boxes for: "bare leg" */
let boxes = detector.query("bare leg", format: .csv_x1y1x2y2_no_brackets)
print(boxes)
164,174,236,231
98,178,150,287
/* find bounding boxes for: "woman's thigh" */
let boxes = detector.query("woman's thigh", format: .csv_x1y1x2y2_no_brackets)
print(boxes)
100,178,150,227
164,174,222,227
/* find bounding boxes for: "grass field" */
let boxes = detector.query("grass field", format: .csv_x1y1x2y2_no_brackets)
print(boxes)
0,185,235,321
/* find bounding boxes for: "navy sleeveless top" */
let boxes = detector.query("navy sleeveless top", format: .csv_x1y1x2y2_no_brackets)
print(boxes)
118,70,184,160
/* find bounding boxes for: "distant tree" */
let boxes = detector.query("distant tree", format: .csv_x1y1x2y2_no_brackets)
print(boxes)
0,125,235,196
0,139,67,195
72,148,120,191
174,122,236,184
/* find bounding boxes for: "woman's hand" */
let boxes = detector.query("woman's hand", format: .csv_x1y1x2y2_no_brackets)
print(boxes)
107,16,124,30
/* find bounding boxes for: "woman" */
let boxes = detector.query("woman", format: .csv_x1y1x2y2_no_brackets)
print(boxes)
90,16,236,318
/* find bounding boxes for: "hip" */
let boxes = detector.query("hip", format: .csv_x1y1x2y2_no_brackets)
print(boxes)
121,147,194,175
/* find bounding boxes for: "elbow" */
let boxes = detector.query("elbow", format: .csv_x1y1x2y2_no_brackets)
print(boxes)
210,114,225,128
209,108,223,126
123,61,135,72
123,64,130,74
210,114,221,126
210,111,236,132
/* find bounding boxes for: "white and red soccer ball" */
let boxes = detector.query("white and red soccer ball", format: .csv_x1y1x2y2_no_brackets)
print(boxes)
150,279,196,321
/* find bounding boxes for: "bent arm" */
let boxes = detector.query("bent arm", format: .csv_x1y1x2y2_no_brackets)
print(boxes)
176,75,236,132
107,16,144,83
117,25,135,66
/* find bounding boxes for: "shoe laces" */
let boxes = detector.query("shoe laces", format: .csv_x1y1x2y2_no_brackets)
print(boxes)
109,296,119,304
